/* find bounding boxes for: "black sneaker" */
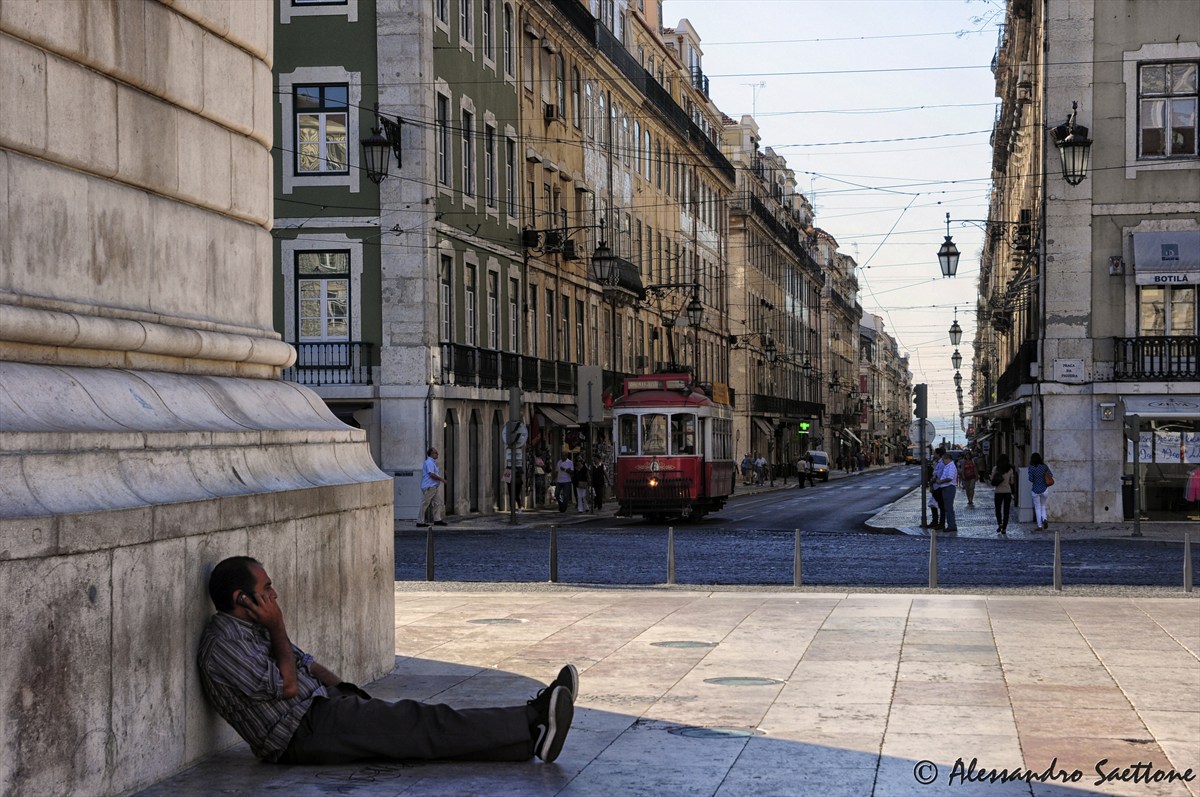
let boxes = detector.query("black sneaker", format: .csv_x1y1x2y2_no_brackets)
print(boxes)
433,521,448,526
532,685,573,763
552,663,578,698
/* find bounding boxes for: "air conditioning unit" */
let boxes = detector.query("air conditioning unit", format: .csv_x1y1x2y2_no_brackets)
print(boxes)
544,103,559,122
561,240,578,261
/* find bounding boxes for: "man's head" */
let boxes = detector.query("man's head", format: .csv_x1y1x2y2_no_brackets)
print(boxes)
942,450,954,461
426,447,439,459
208,556,266,613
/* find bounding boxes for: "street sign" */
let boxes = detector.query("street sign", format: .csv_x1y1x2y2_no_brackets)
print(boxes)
909,419,935,442
502,421,528,447
577,365,604,424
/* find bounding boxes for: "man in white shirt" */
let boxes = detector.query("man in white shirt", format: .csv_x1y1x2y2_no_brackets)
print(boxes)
936,450,959,532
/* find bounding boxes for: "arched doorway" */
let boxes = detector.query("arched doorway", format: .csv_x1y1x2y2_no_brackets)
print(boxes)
443,409,457,516
469,410,481,513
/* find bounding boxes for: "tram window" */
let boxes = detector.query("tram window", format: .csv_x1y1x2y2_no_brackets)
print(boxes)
642,414,668,454
671,413,695,455
618,415,638,455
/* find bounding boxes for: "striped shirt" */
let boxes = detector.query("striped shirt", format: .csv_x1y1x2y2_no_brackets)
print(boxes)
197,612,327,761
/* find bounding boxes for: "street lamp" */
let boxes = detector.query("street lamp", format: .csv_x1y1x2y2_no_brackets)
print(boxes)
949,313,963,347
801,355,813,377
360,103,402,184
764,337,777,363
590,241,618,287
953,371,962,388
686,294,703,328
1052,101,1093,186
936,212,961,278
951,349,962,370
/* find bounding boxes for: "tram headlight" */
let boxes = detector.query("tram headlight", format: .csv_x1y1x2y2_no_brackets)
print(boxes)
647,477,659,488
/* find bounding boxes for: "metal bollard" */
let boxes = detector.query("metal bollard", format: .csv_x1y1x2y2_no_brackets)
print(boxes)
1185,532,1193,594
426,527,434,582
667,526,676,585
793,529,802,587
928,528,938,589
550,525,559,583
1053,531,1062,592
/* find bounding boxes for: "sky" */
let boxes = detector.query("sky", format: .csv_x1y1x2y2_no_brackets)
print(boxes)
664,0,1004,444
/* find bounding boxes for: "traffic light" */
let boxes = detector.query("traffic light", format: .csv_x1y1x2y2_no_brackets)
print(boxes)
913,383,928,418
797,421,811,436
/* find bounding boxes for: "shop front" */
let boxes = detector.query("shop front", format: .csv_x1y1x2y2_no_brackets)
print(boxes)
1121,396,1200,528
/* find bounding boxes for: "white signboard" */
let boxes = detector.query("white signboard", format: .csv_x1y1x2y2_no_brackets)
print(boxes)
1053,358,1085,383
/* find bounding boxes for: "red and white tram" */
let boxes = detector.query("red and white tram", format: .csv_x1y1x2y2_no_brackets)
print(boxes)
611,373,737,520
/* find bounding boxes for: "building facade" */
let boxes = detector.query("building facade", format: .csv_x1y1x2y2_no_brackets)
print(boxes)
975,0,1199,523
274,0,877,517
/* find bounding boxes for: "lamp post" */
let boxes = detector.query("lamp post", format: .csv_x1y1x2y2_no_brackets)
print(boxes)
1052,101,1093,186
936,212,961,278
360,103,402,184
951,349,962,370
949,317,962,347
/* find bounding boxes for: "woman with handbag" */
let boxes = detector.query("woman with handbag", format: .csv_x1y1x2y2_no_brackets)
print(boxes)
990,455,1015,535
1027,452,1054,530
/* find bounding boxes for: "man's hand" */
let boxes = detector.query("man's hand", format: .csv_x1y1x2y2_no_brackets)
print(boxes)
239,590,287,634
238,590,298,698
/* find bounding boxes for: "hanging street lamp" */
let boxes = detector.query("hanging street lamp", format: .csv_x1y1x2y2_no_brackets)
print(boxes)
1052,101,1093,186
936,212,961,278
951,349,962,370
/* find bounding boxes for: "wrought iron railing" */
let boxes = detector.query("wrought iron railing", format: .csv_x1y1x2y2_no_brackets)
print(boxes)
282,342,373,386
1113,336,1199,381
996,340,1037,399
440,344,637,396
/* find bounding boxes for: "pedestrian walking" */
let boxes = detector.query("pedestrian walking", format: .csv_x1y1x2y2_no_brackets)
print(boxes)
754,452,766,484
935,449,958,532
573,456,589,513
502,463,524,513
960,449,979,507
796,452,816,489
554,451,574,513
990,454,1015,534
740,454,753,485
417,447,447,527
590,455,606,509
533,453,547,507
1027,452,1054,530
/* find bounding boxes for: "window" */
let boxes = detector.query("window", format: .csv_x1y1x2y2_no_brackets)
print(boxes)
460,0,472,42
487,273,499,348
556,55,567,118
641,414,667,454
508,278,520,351
505,137,516,212
294,85,348,174
482,0,493,59
439,255,454,341
1139,62,1198,158
545,287,555,359
502,4,514,76
436,0,448,24
485,125,497,207
576,298,585,362
571,67,581,128
584,81,594,138
1139,286,1198,335
461,109,475,198
589,304,598,363
523,28,534,90
560,295,570,361
436,94,450,186
296,251,350,341
465,265,477,345
529,287,539,355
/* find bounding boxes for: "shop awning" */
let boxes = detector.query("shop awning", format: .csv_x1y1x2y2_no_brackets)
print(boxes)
751,417,774,436
539,405,579,427
964,396,1028,417
841,429,862,445
1133,230,1200,285
1121,395,1200,419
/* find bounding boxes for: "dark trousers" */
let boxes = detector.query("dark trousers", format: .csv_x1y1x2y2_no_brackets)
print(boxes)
931,487,945,527
994,493,1013,530
279,693,533,765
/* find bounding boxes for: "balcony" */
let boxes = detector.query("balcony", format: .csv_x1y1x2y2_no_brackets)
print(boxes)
996,339,1037,399
440,343,639,398
741,393,823,420
282,342,373,387
1114,336,1199,381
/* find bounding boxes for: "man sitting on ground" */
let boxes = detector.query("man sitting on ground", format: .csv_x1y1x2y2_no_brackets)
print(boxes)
198,556,577,765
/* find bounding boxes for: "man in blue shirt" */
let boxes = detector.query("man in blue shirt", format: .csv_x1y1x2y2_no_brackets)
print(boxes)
418,446,447,527
198,557,578,764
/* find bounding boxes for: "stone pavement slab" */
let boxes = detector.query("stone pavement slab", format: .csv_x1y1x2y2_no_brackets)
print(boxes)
137,587,1199,797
